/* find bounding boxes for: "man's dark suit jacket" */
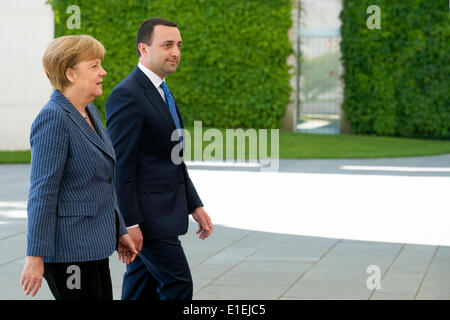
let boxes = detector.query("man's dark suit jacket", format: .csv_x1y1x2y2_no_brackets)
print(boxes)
105,66,203,239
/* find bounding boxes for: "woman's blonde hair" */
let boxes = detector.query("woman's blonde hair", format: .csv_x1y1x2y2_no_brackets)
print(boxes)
42,35,105,91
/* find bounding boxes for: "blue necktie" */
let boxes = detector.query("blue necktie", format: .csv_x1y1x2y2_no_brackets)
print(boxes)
160,81,183,141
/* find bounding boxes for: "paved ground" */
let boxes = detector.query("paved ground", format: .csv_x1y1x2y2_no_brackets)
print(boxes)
1,154,450,300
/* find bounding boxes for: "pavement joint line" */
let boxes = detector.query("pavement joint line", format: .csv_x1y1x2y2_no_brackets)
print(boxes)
0,231,26,242
368,243,406,300
195,283,247,288
188,229,255,269
276,238,341,299
413,245,439,300
193,232,264,296
243,259,319,264
0,255,26,268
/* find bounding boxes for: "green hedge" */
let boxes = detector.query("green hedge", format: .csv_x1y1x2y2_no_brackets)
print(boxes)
340,0,450,138
48,0,293,129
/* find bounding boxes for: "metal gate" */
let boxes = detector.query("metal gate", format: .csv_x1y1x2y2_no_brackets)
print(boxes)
296,27,343,134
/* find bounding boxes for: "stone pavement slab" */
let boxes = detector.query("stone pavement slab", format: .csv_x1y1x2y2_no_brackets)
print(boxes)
370,244,436,300
415,247,450,300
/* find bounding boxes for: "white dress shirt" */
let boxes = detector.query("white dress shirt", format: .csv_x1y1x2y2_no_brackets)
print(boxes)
137,62,166,102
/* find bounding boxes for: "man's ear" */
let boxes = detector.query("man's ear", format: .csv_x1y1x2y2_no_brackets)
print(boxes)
138,42,149,57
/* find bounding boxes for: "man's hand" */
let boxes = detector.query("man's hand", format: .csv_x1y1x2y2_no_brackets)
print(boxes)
118,234,139,264
127,226,143,253
20,256,44,297
191,207,213,240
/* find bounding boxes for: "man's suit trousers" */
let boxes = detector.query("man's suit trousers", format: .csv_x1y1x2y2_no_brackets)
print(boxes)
121,236,193,300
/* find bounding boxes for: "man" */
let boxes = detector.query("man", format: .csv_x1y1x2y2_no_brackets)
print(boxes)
105,17,213,300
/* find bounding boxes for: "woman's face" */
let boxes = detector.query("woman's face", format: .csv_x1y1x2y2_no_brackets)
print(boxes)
67,58,107,99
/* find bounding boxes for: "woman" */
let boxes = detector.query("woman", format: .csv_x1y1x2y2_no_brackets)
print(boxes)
20,35,137,300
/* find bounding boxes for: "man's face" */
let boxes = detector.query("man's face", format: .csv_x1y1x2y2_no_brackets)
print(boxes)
139,25,182,79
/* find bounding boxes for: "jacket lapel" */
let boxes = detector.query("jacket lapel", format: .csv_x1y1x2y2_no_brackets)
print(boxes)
51,90,115,161
132,67,180,136
86,104,116,161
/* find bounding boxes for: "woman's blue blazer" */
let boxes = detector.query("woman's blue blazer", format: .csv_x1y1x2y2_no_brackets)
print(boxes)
26,90,127,263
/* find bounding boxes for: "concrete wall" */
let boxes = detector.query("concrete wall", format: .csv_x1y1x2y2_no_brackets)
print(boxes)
0,0,54,150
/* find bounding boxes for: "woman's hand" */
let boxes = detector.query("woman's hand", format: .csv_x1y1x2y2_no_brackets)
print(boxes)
20,256,44,297
118,234,139,264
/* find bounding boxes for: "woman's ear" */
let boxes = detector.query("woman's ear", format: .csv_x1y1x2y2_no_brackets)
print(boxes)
65,68,77,83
